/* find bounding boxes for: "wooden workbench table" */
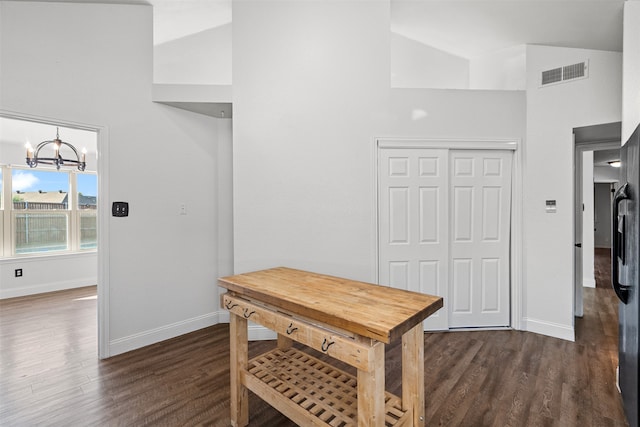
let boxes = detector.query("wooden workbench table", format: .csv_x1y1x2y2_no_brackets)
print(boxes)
219,267,443,427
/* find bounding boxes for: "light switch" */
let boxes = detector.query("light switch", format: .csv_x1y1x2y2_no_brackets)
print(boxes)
112,201,129,217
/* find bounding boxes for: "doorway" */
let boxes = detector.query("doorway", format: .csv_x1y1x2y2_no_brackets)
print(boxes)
0,111,107,358
376,138,519,331
573,122,621,318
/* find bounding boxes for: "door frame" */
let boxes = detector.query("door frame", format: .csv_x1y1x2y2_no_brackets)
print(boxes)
373,137,522,330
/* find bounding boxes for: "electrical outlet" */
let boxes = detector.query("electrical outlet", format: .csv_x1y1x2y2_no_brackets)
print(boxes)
15,268,22,278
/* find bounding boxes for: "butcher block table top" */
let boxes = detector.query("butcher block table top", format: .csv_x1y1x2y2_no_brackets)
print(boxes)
218,266,443,344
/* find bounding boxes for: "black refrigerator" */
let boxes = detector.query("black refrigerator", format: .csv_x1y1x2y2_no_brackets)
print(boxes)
613,124,640,427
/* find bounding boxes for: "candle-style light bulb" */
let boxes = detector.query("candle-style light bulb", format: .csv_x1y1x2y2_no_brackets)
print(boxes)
25,142,34,159
81,148,87,163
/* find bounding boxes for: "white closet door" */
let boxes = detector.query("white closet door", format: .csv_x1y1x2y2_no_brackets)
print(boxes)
378,147,513,330
378,148,449,330
449,150,512,328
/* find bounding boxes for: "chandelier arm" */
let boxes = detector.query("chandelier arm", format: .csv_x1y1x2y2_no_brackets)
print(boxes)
28,138,86,171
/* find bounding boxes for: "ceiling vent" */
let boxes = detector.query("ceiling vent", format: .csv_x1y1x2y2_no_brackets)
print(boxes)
540,60,589,87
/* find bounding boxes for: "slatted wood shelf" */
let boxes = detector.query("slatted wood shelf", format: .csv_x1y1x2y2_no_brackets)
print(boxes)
244,347,410,427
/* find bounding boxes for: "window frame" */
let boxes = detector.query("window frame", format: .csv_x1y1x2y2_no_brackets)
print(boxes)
0,165,97,258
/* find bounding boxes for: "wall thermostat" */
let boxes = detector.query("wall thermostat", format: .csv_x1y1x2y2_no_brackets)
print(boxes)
545,200,557,213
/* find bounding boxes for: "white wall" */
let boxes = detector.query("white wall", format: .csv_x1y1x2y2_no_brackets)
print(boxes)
391,33,469,89
469,45,527,90
0,1,232,356
233,0,390,282
233,0,624,343
524,45,622,340
595,165,621,182
154,23,232,85
623,2,640,142
217,117,233,306
582,151,595,288
0,253,97,298
389,88,524,137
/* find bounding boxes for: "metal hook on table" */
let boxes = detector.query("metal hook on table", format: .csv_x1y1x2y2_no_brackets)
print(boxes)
225,301,238,310
321,338,335,352
243,309,256,319
286,323,298,335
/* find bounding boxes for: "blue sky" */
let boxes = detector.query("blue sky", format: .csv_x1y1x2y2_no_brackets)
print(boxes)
8,169,96,196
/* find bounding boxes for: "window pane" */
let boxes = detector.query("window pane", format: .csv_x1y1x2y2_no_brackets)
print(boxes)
15,212,68,254
77,174,97,249
80,211,97,249
77,174,97,210
12,169,69,210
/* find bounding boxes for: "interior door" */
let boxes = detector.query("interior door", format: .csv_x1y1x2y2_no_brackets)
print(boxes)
448,150,512,328
574,143,584,317
379,147,513,330
378,148,449,330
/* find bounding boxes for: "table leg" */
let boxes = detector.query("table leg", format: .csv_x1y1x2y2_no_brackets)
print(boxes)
277,333,293,350
230,313,248,427
357,341,385,426
402,323,425,427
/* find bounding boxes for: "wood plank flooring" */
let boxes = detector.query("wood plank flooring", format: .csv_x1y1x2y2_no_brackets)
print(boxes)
595,247,612,289
0,256,628,426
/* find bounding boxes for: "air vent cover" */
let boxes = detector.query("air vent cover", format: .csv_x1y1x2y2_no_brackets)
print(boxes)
541,67,562,85
540,60,589,87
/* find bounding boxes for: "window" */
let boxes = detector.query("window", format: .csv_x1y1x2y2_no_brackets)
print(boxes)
1,166,97,256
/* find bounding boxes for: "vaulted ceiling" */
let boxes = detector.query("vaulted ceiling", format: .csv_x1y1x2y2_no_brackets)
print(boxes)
147,0,624,60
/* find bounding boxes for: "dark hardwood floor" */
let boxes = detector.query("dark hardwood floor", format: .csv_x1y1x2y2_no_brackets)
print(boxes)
0,256,628,426
595,247,613,289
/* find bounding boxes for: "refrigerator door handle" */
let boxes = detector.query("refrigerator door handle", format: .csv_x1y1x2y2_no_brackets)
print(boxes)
612,182,630,303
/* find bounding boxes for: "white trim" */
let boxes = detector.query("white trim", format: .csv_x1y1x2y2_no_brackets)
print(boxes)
522,317,575,342
574,139,584,318
583,278,596,288
573,139,619,323
217,311,278,341
0,277,96,299
248,325,278,341
109,311,221,356
0,109,110,359
0,249,96,264
370,136,380,284
96,126,109,358
374,137,523,332
377,137,518,151
510,144,524,331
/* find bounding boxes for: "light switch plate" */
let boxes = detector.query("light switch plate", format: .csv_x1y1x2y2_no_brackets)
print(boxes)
112,201,129,217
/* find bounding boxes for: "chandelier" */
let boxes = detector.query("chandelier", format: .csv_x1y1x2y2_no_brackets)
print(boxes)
25,127,86,171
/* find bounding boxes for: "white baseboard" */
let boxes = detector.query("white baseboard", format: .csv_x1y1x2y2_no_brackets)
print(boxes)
583,278,596,288
249,325,277,341
0,278,96,299
523,317,575,342
109,311,221,356
217,310,276,341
